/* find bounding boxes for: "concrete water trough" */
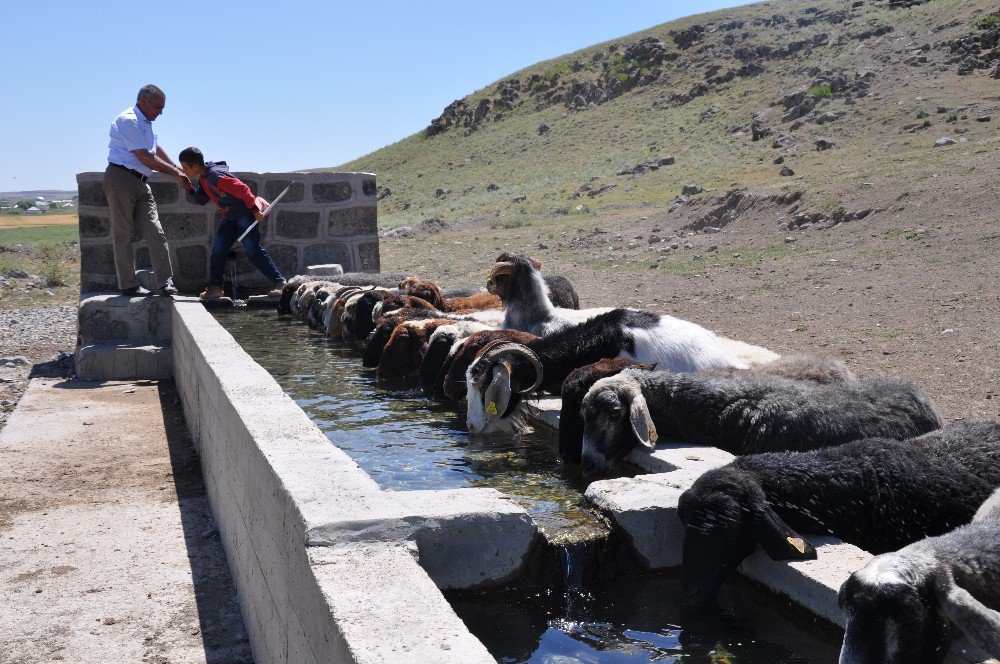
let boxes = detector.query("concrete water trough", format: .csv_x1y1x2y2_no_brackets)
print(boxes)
72,290,994,664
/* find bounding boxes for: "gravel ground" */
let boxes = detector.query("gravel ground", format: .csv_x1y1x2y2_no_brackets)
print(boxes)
0,305,77,429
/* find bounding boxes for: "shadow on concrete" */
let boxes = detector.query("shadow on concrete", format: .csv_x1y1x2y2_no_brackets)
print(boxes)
28,351,75,379
155,381,255,664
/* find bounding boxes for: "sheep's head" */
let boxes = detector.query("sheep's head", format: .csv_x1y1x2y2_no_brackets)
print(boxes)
378,320,444,379
486,252,542,300
678,466,816,611
399,276,445,309
560,360,654,464
838,553,952,664
465,341,543,433
420,327,461,397
579,371,658,475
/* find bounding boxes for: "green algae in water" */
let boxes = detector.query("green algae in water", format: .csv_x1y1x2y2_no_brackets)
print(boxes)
212,309,613,541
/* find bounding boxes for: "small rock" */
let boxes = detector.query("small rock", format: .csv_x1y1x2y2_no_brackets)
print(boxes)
383,226,414,239
933,137,957,147
784,236,797,243
975,115,991,123
486,183,500,191
681,183,704,196
537,123,550,135
3,269,29,279
512,195,527,203
537,243,549,250
774,155,785,164
706,244,718,252
815,138,836,151
780,165,795,176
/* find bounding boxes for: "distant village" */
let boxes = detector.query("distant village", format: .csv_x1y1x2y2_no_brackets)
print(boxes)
0,195,77,215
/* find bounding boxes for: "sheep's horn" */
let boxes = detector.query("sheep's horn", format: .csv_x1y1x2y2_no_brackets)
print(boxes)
486,262,515,295
481,343,544,394
468,339,512,386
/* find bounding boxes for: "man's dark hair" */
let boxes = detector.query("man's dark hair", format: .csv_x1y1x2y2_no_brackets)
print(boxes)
136,84,165,103
178,147,206,167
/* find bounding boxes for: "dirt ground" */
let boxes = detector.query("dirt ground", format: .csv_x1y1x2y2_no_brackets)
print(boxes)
0,378,251,663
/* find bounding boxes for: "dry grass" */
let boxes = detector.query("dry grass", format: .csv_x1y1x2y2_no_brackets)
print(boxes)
0,214,78,229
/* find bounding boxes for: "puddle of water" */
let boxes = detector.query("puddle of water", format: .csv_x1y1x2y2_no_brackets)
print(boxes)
213,309,613,540
450,573,841,664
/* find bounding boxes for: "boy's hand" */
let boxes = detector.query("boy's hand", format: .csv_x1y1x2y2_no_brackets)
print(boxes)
176,172,193,189
253,209,265,222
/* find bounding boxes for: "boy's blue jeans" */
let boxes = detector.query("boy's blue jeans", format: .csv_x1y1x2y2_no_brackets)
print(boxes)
209,212,284,287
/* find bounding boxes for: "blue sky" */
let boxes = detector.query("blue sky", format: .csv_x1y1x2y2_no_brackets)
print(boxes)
1,0,752,192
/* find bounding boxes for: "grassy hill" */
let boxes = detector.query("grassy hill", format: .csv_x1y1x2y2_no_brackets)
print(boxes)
333,0,998,231
320,0,998,423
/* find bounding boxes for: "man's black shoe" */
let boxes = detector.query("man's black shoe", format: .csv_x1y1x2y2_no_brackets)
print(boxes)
121,285,151,296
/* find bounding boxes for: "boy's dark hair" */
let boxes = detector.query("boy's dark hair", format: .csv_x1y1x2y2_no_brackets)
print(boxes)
178,147,205,167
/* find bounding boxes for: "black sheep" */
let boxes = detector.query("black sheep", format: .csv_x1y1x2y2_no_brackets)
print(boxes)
677,420,1000,610
580,366,940,475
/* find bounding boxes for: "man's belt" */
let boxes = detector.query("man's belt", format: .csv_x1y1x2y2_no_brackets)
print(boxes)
109,162,148,182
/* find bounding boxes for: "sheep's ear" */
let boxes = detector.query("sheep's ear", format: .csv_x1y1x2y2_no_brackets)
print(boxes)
629,393,658,450
935,572,1000,653
752,502,817,561
484,362,513,421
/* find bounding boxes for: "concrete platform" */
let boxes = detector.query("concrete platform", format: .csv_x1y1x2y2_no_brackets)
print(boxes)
75,292,174,381
0,378,251,663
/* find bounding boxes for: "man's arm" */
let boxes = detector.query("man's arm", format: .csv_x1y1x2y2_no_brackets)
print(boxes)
132,149,192,189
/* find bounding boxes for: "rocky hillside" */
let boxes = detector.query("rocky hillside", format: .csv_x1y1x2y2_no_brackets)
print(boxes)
333,0,998,231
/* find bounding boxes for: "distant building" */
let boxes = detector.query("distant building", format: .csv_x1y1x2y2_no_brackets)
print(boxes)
34,200,49,211
25,207,42,215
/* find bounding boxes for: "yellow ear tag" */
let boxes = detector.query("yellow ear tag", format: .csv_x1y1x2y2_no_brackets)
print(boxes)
787,536,806,554
485,401,498,416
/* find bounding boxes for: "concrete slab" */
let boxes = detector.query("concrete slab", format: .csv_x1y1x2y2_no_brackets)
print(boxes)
308,544,495,663
77,291,173,345
0,378,251,663
75,342,173,381
307,264,344,276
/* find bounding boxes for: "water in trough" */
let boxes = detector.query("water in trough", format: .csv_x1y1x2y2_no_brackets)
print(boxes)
215,309,841,663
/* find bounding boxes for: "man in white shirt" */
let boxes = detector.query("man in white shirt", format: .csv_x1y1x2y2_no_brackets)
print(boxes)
104,84,191,296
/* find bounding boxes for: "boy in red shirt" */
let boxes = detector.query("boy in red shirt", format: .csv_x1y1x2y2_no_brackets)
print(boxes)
179,147,286,299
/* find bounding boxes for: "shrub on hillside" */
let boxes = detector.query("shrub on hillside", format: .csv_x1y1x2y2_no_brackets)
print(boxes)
809,83,833,100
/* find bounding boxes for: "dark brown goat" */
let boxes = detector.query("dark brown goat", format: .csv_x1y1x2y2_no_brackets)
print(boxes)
377,318,456,379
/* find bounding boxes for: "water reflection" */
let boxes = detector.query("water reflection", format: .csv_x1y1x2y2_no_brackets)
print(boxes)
213,310,612,539
449,574,840,663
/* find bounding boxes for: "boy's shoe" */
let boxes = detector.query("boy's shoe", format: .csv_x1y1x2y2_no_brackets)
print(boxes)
199,285,225,301
121,285,151,296
155,282,178,296
266,280,287,297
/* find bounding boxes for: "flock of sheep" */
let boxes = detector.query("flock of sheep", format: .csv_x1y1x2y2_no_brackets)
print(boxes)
276,251,999,664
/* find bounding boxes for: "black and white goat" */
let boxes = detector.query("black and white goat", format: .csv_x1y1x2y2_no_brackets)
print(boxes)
465,308,747,433
837,486,1000,664
677,420,1000,611
579,362,940,475
487,252,608,336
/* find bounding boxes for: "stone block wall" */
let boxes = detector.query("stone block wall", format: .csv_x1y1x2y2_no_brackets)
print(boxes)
76,171,381,293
